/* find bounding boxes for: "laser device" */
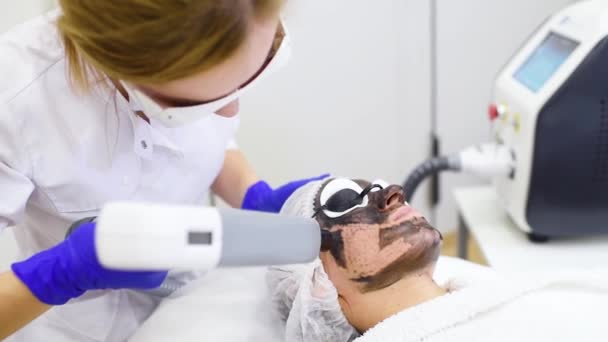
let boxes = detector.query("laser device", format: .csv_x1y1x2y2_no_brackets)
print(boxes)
405,0,608,241
93,202,321,270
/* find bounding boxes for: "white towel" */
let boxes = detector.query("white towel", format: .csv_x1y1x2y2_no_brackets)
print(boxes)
356,271,608,342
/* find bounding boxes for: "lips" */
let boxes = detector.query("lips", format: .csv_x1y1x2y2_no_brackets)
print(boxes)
389,205,422,224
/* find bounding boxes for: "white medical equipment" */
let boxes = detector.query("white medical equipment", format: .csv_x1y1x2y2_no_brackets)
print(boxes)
404,0,608,241
93,203,321,270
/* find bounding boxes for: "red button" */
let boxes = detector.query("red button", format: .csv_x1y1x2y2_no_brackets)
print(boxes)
488,104,499,121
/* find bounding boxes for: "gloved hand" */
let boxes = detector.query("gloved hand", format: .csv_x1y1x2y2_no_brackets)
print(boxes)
11,222,167,305
242,174,329,213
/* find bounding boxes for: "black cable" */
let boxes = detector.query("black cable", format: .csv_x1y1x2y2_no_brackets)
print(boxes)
403,157,455,203
65,216,97,239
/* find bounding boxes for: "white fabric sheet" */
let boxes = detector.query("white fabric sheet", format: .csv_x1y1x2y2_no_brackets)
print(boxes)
132,257,608,342
356,266,608,341
130,268,284,342
130,257,497,341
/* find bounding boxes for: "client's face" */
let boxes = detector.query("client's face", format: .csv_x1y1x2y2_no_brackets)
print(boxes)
314,178,442,294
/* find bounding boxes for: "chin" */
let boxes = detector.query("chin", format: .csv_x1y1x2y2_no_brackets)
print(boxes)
425,228,443,263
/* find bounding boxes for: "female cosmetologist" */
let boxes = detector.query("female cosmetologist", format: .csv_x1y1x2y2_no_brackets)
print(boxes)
0,1,323,340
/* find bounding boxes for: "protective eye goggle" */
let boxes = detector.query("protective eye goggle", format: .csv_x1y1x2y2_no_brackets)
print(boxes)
122,21,291,118
313,179,390,219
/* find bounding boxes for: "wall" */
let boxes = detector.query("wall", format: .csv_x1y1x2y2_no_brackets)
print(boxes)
0,1,54,32
238,0,435,218
434,0,576,231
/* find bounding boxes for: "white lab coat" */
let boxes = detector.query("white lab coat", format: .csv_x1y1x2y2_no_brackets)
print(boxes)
1,10,239,342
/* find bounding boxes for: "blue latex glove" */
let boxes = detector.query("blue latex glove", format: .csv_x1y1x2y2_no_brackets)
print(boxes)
242,174,330,213
11,222,167,305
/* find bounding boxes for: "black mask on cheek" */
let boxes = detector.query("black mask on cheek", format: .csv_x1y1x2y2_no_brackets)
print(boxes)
315,180,403,269
316,184,388,268
314,179,441,293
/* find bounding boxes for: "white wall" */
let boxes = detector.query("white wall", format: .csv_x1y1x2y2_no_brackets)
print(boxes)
434,0,575,231
238,0,435,219
0,1,54,32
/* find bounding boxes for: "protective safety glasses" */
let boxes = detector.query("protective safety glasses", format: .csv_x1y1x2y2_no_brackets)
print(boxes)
122,21,291,124
314,179,390,218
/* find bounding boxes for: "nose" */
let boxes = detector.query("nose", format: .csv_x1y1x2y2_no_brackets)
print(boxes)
215,99,240,117
377,185,405,212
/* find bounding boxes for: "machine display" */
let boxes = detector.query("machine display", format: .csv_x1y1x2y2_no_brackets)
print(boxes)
514,32,579,93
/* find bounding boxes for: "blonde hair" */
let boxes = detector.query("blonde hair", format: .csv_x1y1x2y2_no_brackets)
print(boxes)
57,0,283,90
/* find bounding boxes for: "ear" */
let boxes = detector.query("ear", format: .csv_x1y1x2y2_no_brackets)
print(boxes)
319,251,335,276
320,251,357,297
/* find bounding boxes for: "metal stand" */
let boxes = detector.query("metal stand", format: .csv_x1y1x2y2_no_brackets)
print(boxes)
458,214,469,259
